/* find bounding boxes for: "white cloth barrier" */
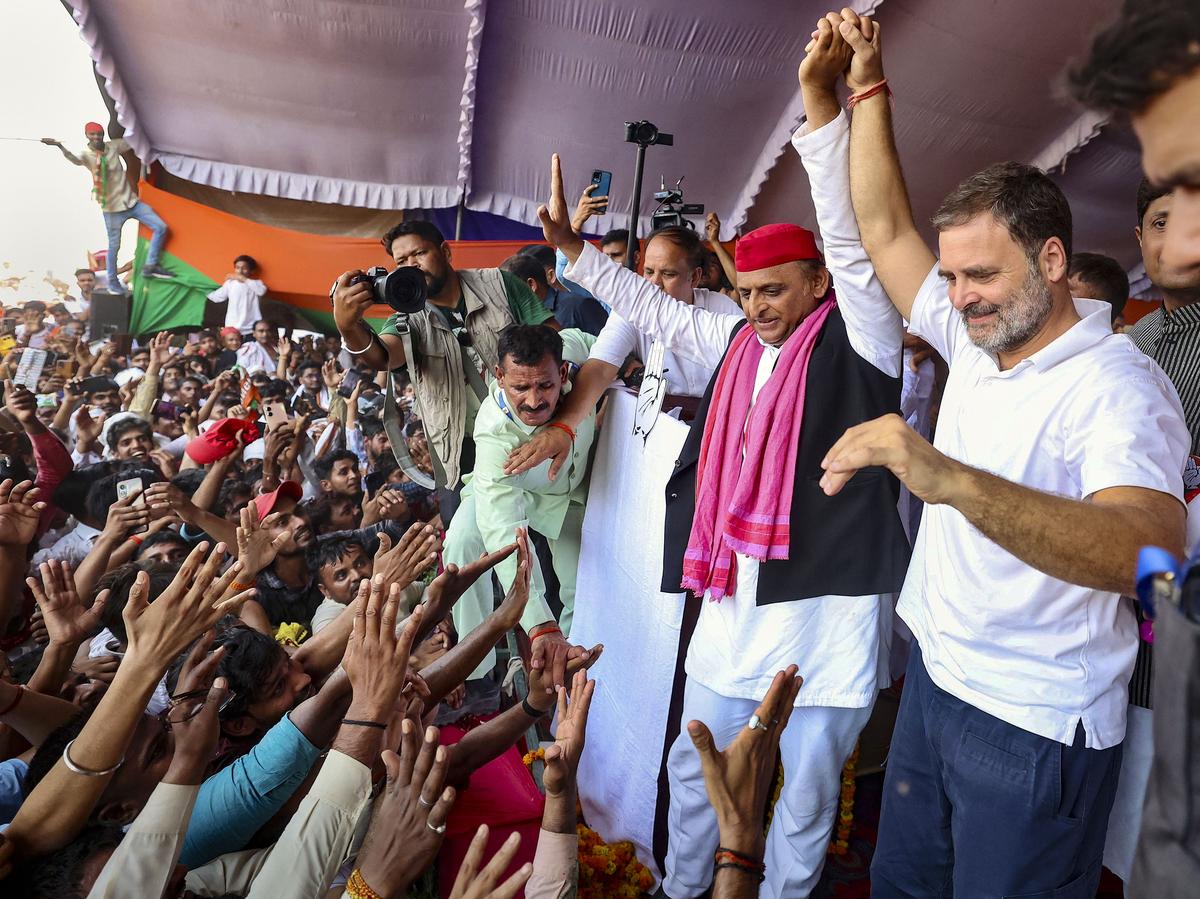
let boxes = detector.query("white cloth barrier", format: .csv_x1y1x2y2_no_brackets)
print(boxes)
571,389,689,880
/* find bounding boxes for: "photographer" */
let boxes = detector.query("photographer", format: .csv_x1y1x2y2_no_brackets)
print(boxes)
331,221,560,517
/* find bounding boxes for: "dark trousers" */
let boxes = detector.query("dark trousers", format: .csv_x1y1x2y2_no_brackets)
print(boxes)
872,644,1122,899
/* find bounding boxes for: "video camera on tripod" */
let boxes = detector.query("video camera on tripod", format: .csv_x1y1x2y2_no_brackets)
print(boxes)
651,176,704,230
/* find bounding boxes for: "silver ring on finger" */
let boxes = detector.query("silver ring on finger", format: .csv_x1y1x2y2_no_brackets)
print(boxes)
747,714,770,732
418,795,435,809
426,819,446,833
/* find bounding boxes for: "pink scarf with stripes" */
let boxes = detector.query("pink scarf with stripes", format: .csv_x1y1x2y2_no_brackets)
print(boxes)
681,295,836,600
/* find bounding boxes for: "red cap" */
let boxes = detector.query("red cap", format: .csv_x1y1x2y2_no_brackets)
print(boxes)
84,122,104,135
253,481,302,522
184,417,259,465
735,223,822,273
219,326,241,338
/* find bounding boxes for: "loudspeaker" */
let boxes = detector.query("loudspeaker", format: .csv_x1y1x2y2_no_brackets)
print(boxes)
89,289,130,339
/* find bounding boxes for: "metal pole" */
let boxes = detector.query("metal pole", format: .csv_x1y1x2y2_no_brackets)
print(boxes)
454,195,465,241
626,143,647,270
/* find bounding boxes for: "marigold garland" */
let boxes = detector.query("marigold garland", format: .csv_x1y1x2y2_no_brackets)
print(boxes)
523,749,655,897
828,745,859,856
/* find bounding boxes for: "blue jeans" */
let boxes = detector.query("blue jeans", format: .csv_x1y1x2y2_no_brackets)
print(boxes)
871,644,1122,898
102,199,167,289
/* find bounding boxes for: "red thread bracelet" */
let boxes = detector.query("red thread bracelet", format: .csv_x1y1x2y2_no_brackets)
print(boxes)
529,624,562,642
847,78,891,108
128,534,144,546
546,421,576,442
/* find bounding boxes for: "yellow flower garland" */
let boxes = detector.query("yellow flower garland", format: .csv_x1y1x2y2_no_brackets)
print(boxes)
523,748,656,898
828,746,859,856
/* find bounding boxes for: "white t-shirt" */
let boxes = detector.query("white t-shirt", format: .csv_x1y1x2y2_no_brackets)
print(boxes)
899,264,1189,749
207,278,267,334
236,340,277,375
589,288,743,397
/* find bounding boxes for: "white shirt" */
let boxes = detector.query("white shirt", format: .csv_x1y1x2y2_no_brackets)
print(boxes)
565,111,904,706
236,340,277,374
208,278,267,334
31,521,102,571
901,265,1189,749
589,287,743,396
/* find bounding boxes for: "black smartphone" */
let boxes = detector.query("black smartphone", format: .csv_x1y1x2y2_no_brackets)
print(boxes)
338,368,363,399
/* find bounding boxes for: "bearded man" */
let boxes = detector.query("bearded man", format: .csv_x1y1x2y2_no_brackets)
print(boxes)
822,11,1189,898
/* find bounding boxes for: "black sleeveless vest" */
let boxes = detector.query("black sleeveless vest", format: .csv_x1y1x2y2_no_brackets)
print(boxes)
661,309,911,604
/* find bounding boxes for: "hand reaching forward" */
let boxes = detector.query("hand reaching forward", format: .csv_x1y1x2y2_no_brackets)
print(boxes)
26,560,109,648
0,479,44,548
449,827,532,899
502,424,573,480
373,522,441,592
688,664,803,857
421,541,517,632
542,670,596,798
537,154,586,260
235,502,293,578
341,575,425,719
354,720,457,898
122,542,255,672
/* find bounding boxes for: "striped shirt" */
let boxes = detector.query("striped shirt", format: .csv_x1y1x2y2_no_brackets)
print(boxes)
1129,302,1200,453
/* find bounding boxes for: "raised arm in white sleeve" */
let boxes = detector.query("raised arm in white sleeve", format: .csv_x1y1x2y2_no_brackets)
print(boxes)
792,110,903,378
564,242,741,363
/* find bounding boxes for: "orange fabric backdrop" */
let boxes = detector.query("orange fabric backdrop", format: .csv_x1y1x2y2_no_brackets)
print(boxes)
137,181,546,320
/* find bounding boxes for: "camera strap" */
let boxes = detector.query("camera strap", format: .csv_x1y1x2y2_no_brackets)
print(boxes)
383,320,439,490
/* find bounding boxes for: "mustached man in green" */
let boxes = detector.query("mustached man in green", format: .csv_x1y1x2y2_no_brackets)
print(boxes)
444,324,600,688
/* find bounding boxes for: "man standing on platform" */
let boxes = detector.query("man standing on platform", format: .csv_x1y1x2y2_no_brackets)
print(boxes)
509,28,911,896
822,11,1189,897
42,124,172,295
442,324,598,682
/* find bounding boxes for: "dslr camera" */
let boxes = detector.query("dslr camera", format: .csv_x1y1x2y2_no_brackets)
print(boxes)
333,265,428,315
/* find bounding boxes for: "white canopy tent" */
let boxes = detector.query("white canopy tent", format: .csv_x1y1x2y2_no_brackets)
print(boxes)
64,0,1149,283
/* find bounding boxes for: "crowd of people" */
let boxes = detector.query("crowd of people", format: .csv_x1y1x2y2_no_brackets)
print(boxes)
1,2,1198,897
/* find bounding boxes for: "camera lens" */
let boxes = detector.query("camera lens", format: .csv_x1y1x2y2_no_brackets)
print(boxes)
379,266,428,315
633,121,659,144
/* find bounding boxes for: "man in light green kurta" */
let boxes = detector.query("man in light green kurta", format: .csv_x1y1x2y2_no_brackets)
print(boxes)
445,325,597,679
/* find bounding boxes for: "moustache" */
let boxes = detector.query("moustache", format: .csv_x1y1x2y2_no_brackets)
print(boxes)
962,302,1000,320
519,404,549,415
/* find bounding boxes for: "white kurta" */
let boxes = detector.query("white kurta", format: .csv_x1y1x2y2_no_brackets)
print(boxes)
564,109,903,710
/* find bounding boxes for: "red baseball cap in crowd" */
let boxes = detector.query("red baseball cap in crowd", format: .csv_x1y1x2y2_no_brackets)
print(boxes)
84,121,104,135
219,326,241,338
184,417,260,465
253,480,303,522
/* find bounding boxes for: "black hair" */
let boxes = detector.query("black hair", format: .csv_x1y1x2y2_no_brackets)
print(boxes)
3,822,125,899
84,467,163,527
1069,252,1130,320
931,161,1073,263
381,220,446,256
53,462,119,520
296,359,322,375
600,228,632,248
314,448,360,482
216,478,253,518
302,492,361,535
97,561,181,643
644,225,705,270
104,417,152,454
1069,0,1200,115
80,376,119,396
499,253,549,291
310,533,369,573
74,268,95,278
360,417,385,439
167,624,285,720
24,300,46,313
365,458,400,497
233,254,259,270
258,379,289,401
1136,176,1172,227
497,324,564,370
516,244,556,269
171,468,207,495
133,528,188,562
